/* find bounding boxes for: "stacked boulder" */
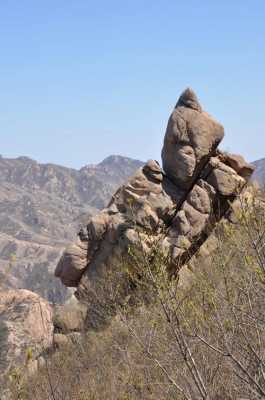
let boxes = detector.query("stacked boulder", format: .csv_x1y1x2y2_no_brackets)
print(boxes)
55,89,254,327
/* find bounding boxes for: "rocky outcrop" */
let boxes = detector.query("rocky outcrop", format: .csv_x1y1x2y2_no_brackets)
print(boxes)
55,89,255,328
0,289,53,378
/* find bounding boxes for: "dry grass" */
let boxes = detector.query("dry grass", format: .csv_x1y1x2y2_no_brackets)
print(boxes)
7,189,265,400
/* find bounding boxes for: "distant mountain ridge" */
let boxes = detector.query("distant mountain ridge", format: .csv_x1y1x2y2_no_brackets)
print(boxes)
0,154,143,302
252,158,265,186
0,154,143,209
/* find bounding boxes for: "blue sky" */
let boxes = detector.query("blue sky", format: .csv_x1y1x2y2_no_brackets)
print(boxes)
1,0,264,168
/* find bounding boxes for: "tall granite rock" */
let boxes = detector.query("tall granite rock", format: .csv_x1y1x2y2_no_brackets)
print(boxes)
162,88,224,189
55,89,254,328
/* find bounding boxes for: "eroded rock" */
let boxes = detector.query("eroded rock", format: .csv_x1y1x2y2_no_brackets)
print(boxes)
55,89,255,329
161,88,224,189
0,289,53,377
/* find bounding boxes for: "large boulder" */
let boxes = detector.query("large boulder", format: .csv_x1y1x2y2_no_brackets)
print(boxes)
55,89,255,329
0,289,53,378
161,88,224,190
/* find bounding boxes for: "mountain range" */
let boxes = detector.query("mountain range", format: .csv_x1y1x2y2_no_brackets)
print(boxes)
0,155,143,303
252,158,265,185
0,153,263,304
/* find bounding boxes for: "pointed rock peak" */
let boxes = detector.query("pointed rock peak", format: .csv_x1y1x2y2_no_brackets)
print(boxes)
175,88,202,112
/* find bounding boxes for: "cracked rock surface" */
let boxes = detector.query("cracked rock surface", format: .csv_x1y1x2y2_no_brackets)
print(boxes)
55,89,255,328
0,289,53,378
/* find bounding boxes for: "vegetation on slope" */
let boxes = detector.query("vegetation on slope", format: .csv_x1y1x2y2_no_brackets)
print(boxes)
7,189,265,400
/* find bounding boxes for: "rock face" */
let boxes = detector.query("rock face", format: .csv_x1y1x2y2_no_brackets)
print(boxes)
162,88,224,189
0,289,53,377
55,89,255,329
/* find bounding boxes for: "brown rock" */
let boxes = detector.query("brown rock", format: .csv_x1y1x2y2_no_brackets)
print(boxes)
220,153,255,179
187,184,212,214
54,89,255,330
0,289,53,377
161,88,224,189
175,87,202,111
55,237,87,287
207,159,245,196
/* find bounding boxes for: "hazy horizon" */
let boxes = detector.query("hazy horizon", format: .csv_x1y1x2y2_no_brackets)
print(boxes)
1,1,264,168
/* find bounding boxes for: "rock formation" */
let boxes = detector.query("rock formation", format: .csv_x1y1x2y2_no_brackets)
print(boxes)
55,89,254,328
0,289,53,378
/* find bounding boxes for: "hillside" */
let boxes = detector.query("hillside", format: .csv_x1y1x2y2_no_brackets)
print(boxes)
1,90,264,400
0,155,143,302
252,158,265,185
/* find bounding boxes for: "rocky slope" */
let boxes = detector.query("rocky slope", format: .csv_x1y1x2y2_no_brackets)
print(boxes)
0,90,257,392
0,155,143,303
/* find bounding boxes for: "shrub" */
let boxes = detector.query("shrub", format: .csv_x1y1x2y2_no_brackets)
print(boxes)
8,189,265,400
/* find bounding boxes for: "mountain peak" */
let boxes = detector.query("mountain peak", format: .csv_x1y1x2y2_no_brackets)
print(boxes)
99,155,143,167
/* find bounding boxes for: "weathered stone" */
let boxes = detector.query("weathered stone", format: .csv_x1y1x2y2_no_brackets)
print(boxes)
55,238,87,287
161,88,224,189
143,160,164,182
176,87,202,112
55,89,255,330
220,153,255,179
0,289,53,377
207,158,245,196
187,184,212,214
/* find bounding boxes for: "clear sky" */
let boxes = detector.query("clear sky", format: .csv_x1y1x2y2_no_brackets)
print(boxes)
1,0,264,168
